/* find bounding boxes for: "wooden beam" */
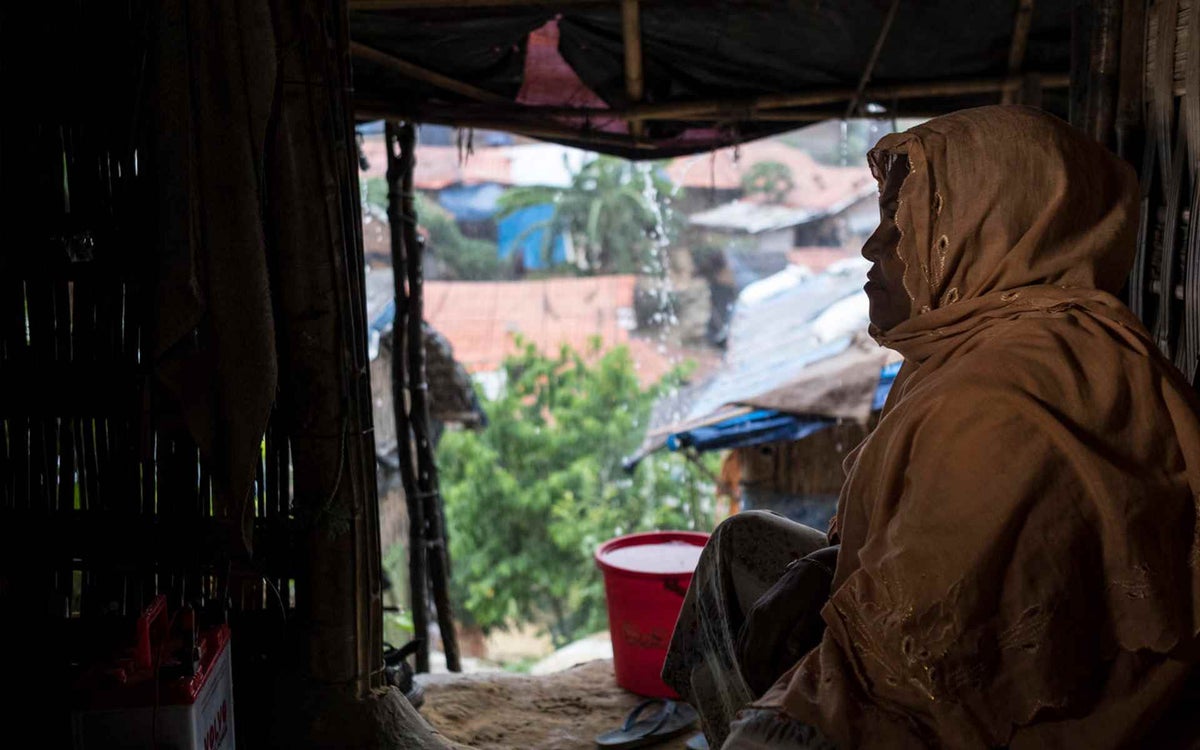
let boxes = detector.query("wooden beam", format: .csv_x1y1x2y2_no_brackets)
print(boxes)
355,73,1070,135
1003,0,1036,104
357,97,617,122
356,103,658,150
719,108,944,123
350,41,509,104
622,0,645,139
625,73,1071,121
350,0,612,8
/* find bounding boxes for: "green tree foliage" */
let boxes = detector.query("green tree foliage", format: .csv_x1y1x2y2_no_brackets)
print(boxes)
495,157,681,274
362,177,502,280
741,161,795,204
438,337,716,647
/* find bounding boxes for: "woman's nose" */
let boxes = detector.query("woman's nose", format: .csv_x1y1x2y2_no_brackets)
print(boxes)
862,227,884,262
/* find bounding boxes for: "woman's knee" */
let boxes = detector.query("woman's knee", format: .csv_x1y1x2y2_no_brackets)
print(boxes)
713,509,796,543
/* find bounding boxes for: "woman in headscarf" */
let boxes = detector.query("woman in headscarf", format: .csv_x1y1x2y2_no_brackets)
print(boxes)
663,105,1200,749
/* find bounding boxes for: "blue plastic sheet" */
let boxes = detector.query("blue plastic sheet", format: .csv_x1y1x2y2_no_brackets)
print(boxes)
667,362,900,452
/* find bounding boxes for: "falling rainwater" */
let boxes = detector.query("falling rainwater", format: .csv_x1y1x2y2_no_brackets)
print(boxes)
839,119,850,167
638,161,683,389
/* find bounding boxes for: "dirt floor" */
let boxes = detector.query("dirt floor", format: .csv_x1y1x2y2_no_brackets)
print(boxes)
417,659,697,750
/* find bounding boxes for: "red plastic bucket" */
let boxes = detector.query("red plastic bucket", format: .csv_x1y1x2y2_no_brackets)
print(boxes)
595,531,709,697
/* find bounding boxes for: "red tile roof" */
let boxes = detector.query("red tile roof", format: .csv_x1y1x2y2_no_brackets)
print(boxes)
423,275,707,385
666,140,875,212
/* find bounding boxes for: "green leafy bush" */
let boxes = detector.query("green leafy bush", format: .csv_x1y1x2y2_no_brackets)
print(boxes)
438,337,716,647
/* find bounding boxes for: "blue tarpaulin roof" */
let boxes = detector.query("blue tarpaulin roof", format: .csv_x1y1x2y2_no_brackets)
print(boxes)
664,360,901,452
497,203,567,270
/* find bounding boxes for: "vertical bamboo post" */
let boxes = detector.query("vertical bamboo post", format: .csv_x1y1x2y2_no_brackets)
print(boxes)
1086,0,1124,147
385,120,431,673
622,0,645,139
1069,0,1093,128
1002,0,1036,105
1113,0,1145,161
397,122,462,673
267,0,383,702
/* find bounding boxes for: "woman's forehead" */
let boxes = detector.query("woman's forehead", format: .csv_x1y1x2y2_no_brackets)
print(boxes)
879,156,908,198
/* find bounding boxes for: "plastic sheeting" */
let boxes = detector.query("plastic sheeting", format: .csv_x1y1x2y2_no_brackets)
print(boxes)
665,360,901,453
497,203,568,270
350,1,1073,159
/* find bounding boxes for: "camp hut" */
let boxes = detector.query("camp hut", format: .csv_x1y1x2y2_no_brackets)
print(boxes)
2,0,1196,747
630,261,902,527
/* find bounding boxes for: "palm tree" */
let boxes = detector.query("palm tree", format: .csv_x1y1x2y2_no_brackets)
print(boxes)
495,156,680,274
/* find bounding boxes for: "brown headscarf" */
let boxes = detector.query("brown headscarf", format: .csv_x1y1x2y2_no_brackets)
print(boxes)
757,106,1200,748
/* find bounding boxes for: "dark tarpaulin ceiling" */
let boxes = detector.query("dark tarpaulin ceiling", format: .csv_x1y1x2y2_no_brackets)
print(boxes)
349,1,1073,159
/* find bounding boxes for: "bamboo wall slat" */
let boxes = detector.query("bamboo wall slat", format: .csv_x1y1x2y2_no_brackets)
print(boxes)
1,119,298,622
1133,0,1198,381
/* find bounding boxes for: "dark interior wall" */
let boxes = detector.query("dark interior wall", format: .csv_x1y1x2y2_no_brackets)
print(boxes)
0,4,224,741
1,0,385,745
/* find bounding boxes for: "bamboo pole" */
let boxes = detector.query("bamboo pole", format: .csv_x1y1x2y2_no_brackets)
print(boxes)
357,104,658,151
268,0,384,703
351,0,611,7
1069,0,1091,128
397,122,463,672
741,108,946,122
622,73,1071,121
1086,0,1124,146
385,121,430,674
1149,0,1180,180
355,97,619,123
845,0,901,118
357,73,1070,136
350,41,509,105
1114,0,1145,160
1002,0,1035,104
622,0,645,139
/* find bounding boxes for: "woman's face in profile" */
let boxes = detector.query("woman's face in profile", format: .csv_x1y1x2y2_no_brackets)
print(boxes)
862,160,911,331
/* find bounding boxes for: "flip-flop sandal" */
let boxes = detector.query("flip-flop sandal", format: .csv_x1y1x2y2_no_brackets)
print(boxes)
383,640,426,710
596,699,698,749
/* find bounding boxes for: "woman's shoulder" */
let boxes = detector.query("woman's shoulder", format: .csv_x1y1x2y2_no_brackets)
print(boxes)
918,316,1131,394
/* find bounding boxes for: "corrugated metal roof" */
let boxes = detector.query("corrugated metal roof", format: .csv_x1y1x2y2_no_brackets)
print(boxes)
634,260,900,461
688,200,818,234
